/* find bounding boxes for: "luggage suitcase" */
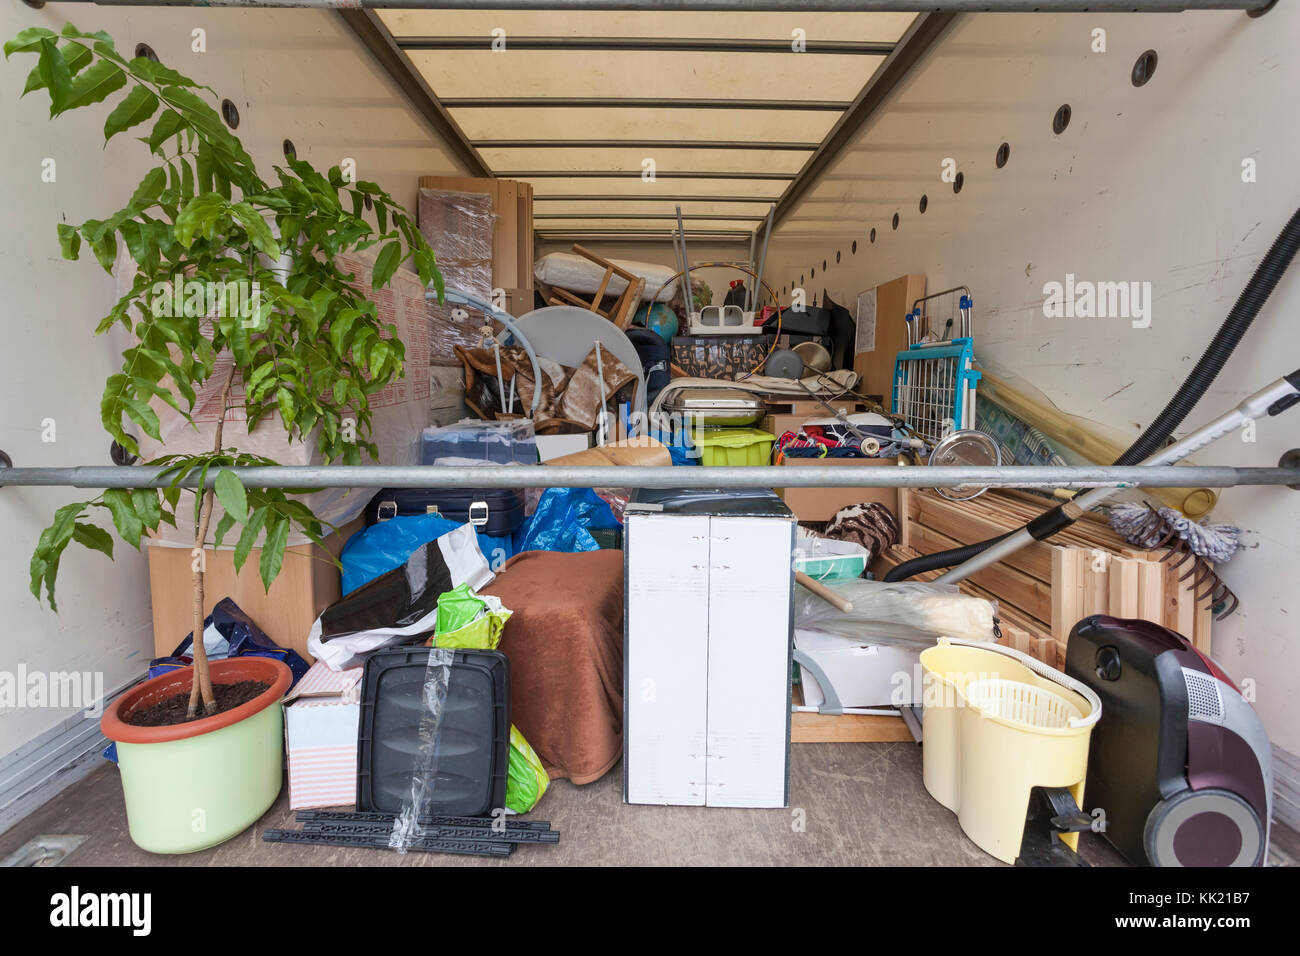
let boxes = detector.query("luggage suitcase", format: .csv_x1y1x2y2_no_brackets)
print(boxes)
364,487,526,536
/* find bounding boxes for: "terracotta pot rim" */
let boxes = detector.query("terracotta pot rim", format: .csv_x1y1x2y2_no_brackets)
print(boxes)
102,657,292,745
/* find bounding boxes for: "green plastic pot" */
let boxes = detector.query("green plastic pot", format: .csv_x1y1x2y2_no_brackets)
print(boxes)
101,656,291,854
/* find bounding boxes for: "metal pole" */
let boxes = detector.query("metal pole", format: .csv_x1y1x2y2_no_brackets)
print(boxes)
753,202,775,312
1,465,1295,492
744,231,757,313
49,1,1268,12
675,205,694,316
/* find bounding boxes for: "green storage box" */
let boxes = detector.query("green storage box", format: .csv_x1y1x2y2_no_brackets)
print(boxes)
689,427,776,466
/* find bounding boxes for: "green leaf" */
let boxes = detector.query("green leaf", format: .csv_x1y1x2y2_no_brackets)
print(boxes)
58,58,126,115
127,167,167,213
212,511,237,547
56,223,81,260
258,514,290,592
23,40,91,94
36,38,72,115
120,395,162,442
371,241,402,290
214,469,249,523
146,109,185,153
72,521,114,558
5,27,58,58
232,505,268,573
174,192,225,248
104,84,158,140
230,202,279,257
101,489,144,549
130,488,163,529
274,386,296,425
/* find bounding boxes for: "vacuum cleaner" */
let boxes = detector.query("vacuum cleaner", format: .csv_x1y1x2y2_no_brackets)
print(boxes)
1065,614,1272,867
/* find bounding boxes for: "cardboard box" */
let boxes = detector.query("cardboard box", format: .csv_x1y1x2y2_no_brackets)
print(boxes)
416,175,534,294
283,661,364,811
776,457,900,523
761,399,874,440
852,274,926,399
147,517,362,663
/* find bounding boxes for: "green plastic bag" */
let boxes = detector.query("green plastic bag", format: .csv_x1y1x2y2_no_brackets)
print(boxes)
506,724,549,813
428,583,511,650
422,585,548,812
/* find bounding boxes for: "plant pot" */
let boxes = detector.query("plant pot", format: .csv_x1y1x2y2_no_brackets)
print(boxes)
101,656,291,854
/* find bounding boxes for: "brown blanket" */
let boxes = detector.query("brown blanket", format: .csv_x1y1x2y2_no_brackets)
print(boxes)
483,550,624,785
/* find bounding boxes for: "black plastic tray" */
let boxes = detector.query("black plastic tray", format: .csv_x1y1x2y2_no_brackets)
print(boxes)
357,647,510,818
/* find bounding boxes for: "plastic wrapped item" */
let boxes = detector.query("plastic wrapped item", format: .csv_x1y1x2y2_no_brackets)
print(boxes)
389,646,454,853
513,487,620,554
506,725,550,813
340,513,513,596
427,583,513,650
793,528,869,581
307,524,495,670
117,244,431,547
418,188,494,365
534,251,677,303
794,579,998,646
421,418,538,465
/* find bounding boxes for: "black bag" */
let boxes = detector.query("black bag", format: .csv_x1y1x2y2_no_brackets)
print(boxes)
762,304,830,337
626,326,671,407
820,290,859,371
364,487,525,536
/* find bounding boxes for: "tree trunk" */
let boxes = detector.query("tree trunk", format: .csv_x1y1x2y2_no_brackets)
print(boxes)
187,362,238,719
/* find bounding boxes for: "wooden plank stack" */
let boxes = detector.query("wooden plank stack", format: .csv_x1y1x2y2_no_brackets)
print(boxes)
874,489,1213,667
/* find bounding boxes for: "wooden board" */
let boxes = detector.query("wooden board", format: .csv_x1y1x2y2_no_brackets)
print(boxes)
852,273,925,397
790,711,913,743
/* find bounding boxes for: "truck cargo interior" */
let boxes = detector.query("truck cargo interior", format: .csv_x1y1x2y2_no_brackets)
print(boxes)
2,0,1299,888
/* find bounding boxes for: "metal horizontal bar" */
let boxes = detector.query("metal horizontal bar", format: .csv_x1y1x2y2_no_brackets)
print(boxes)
536,228,752,237
442,97,851,111
397,36,896,55
534,213,765,220
502,171,795,179
56,1,1268,10
2,465,1293,492
532,194,779,202
475,140,819,151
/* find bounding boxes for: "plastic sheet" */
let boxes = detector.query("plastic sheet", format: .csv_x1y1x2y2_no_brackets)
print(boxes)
794,579,998,646
513,486,620,554
389,646,454,853
534,251,677,303
340,513,513,596
418,188,495,365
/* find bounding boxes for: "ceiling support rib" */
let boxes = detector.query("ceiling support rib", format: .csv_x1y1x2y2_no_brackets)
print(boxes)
534,213,766,221
337,9,490,178
503,171,793,180
441,97,850,111
532,195,779,203
771,11,955,233
396,36,895,54
475,139,819,151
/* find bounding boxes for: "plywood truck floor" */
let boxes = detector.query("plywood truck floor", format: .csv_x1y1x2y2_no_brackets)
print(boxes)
0,747,1130,867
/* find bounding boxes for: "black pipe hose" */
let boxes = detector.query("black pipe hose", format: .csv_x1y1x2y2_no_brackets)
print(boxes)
884,205,1300,582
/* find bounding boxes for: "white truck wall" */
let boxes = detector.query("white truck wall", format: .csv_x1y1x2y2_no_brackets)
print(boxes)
763,9,1300,753
0,4,469,759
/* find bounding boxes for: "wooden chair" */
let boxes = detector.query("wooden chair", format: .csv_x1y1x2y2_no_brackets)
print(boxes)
547,243,645,330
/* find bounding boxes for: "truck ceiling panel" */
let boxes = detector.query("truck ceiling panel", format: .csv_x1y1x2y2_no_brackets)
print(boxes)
377,11,916,43
531,200,776,217
477,146,808,175
525,176,788,198
405,50,884,101
448,106,838,143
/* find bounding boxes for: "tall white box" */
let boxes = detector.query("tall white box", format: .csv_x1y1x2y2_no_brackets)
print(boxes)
624,490,794,808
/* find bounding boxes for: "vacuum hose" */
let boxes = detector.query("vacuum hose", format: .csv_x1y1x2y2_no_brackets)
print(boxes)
885,205,1300,582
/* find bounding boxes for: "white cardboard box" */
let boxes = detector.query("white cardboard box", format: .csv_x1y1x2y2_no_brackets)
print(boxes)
535,433,593,462
794,628,924,710
283,661,364,810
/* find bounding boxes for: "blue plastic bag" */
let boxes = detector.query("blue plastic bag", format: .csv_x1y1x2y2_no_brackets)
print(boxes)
340,513,514,595
512,486,620,554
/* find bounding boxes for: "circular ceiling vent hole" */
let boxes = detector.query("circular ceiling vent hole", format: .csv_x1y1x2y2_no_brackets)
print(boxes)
1053,104,1072,135
364,194,374,211
822,259,828,271
134,43,159,62
1132,49,1158,87
891,213,900,230
800,274,805,285
851,240,857,254
835,250,841,264
953,171,965,194
870,228,877,243
283,139,297,161
811,267,816,278
220,99,240,130
996,142,1011,168
919,194,928,214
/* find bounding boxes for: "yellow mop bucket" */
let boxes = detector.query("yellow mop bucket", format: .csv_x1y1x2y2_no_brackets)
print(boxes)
919,638,1102,864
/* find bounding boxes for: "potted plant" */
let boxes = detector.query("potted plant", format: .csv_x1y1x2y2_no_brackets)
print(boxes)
7,24,442,852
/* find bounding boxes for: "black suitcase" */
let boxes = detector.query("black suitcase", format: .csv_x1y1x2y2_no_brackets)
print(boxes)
363,487,525,536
